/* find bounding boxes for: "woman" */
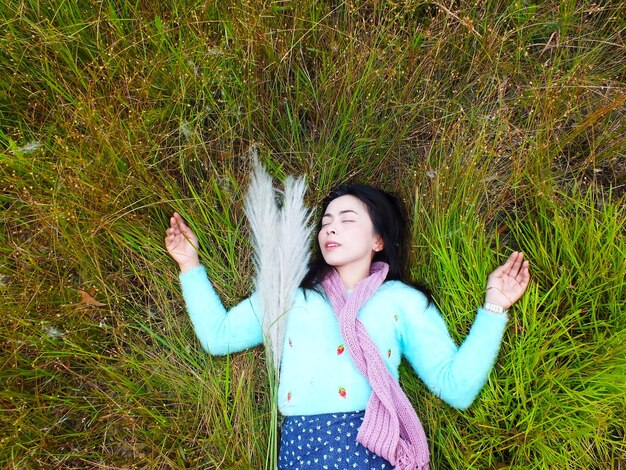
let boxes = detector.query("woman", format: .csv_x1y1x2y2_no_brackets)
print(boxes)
165,184,530,469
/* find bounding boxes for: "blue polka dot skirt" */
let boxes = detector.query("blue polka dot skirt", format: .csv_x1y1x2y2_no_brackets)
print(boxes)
278,411,392,469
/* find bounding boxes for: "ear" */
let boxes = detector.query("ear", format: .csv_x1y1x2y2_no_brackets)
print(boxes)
373,236,384,252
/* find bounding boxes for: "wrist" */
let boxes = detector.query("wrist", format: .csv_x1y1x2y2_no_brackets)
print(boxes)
483,302,508,315
179,260,201,274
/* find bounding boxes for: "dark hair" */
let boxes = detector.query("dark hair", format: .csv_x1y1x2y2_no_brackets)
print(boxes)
300,184,429,298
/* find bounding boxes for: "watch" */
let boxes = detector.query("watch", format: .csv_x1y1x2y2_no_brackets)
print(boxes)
483,302,508,315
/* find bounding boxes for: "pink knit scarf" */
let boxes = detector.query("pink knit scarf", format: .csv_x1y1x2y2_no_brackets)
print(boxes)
321,262,430,470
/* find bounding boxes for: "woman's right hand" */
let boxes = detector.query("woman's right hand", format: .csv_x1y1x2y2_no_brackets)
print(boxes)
165,212,200,273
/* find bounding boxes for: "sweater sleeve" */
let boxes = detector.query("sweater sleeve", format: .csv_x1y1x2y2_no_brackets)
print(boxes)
399,292,508,410
179,265,263,355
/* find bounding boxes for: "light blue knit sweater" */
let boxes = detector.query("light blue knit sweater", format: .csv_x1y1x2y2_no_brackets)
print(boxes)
180,266,508,416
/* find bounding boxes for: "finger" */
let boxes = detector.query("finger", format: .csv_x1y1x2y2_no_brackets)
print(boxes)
174,212,192,235
171,219,188,239
173,212,185,227
509,251,524,275
491,251,517,277
519,260,530,286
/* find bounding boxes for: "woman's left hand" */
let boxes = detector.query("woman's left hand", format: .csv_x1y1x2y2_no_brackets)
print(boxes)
485,251,530,309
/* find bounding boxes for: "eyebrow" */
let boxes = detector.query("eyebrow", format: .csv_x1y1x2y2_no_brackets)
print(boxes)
322,209,358,218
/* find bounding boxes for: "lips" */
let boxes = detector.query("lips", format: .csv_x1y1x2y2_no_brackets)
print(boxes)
324,241,341,250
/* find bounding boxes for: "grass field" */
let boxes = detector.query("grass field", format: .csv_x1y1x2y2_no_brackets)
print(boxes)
1,0,625,468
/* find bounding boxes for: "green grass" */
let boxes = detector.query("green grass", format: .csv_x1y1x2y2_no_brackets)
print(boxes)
1,0,625,468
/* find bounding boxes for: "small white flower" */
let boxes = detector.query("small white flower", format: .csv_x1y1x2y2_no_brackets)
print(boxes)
13,141,42,154
187,60,201,76
42,324,64,339
179,121,193,139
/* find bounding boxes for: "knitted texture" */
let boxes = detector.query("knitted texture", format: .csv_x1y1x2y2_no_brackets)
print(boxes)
321,262,430,470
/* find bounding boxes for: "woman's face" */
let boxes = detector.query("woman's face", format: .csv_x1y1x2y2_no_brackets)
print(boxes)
318,195,383,272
